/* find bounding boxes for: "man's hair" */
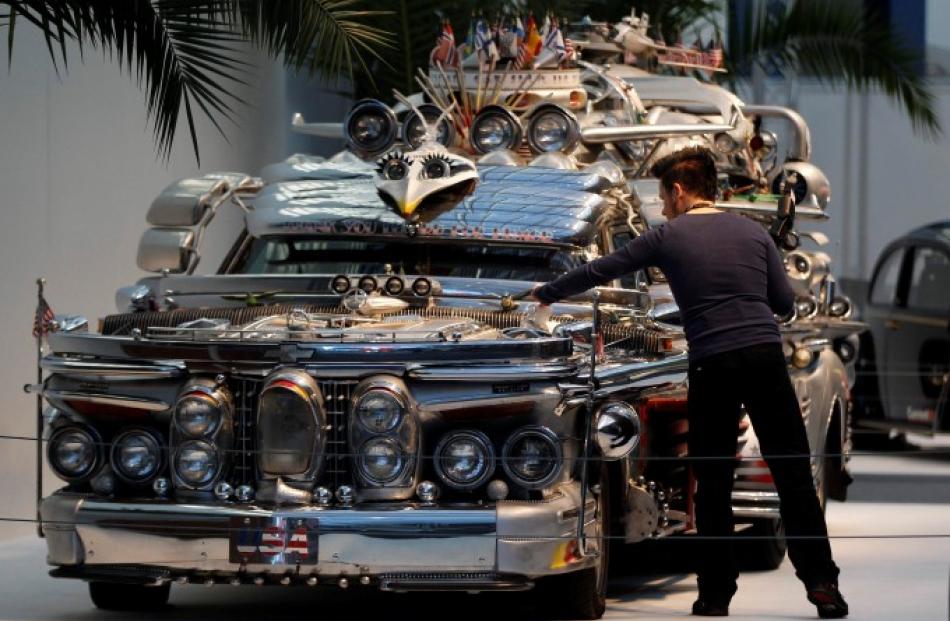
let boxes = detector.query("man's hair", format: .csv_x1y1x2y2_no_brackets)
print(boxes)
649,146,718,201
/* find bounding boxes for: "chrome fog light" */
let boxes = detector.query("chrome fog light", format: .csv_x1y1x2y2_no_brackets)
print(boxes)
48,426,100,481
175,385,231,438
355,391,403,433
435,431,495,489
111,429,163,483
502,426,562,488
358,437,404,483
594,403,641,460
174,440,219,486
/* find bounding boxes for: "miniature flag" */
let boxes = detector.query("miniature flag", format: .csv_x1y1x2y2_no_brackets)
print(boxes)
498,19,520,59
475,19,499,64
431,20,459,67
534,17,566,68
33,293,54,338
516,15,542,68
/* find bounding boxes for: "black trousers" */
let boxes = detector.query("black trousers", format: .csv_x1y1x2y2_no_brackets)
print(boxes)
687,342,840,599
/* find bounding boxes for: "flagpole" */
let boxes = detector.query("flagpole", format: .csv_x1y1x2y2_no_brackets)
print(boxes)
34,277,45,538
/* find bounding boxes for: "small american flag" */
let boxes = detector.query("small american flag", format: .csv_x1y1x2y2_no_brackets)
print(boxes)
33,292,54,338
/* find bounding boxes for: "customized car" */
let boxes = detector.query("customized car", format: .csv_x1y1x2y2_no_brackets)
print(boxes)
32,14,864,619
853,221,950,440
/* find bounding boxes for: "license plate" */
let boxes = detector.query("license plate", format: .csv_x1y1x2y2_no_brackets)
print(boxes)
229,516,319,565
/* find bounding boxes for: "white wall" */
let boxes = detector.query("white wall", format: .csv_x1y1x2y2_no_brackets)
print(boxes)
746,78,950,283
0,29,299,540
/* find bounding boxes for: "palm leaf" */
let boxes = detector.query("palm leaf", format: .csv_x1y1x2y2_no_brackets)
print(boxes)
1,0,391,163
728,0,939,136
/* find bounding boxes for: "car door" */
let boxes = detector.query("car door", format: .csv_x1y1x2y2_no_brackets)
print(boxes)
883,244,950,431
864,245,909,422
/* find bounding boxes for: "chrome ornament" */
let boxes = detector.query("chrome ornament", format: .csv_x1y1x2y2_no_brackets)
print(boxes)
594,402,642,460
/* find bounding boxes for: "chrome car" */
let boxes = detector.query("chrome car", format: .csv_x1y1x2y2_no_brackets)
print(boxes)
34,16,864,619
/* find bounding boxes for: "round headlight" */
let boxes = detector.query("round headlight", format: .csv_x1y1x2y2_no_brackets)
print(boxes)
828,295,852,318
344,99,397,155
111,430,162,483
358,275,378,294
795,295,818,319
48,426,100,481
384,276,405,296
470,105,523,154
502,427,562,489
356,391,403,432
331,275,352,294
402,103,454,150
174,390,223,437
526,105,579,153
175,440,219,486
435,430,495,489
359,437,405,483
412,277,432,297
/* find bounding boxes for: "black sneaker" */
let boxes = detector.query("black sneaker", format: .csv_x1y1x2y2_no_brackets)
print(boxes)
692,599,729,616
807,582,849,618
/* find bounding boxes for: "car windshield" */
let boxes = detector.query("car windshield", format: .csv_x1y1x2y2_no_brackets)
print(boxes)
229,237,587,281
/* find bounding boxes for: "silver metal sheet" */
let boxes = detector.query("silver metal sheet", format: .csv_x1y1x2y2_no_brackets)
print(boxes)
248,168,610,246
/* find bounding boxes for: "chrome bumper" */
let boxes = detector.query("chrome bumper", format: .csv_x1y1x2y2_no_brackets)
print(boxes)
41,484,596,587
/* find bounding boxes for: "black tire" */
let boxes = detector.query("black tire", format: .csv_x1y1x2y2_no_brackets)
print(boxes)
737,518,787,571
540,473,609,620
89,581,171,611
823,409,852,502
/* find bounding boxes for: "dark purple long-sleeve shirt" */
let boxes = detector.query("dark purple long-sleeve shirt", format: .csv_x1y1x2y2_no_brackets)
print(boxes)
535,212,795,361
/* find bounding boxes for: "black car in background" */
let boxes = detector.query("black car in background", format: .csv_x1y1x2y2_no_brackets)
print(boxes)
853,221,950,440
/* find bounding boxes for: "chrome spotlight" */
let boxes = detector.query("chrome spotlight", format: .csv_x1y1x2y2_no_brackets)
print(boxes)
525,104,580,154
402,103,455,150
470,105,523,154
344,99,398,156
501,426,563,489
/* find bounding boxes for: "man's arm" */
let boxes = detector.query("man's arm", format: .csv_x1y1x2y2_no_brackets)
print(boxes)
534,227,664,305
764,236,795,316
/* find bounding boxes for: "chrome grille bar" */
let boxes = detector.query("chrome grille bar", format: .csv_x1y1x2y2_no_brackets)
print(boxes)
320,380,357,490
231,377,261,487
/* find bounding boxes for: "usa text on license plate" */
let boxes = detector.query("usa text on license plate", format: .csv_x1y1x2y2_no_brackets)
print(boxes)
229,517,318,564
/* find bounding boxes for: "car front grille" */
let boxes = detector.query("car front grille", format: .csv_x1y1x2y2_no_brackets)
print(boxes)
228,376,356,490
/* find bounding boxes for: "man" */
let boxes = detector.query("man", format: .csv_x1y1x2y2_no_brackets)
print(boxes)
532,147,848,618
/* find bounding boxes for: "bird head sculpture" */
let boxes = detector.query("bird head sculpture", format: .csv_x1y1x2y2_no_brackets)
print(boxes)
374,95,478,223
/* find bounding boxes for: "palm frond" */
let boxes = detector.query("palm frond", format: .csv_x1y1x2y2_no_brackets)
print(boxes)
1,0,391,163
231,0,391,85
729,0,939,137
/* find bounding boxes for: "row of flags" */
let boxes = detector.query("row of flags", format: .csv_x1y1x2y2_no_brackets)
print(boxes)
430,15,575,71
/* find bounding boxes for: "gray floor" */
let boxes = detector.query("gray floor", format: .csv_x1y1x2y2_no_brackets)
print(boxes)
0,444,948,620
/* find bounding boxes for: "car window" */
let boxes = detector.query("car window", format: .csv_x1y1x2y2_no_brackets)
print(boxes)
869,248,904,306
907,246,950,313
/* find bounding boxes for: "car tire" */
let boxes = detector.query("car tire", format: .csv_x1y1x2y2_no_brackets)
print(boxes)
89,581,171,611
539,472,609,620
822,409,852,502
737,518,787,571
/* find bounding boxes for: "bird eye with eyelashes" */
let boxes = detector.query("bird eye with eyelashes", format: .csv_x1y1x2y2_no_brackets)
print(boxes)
421,154,451,179
377,151,412,181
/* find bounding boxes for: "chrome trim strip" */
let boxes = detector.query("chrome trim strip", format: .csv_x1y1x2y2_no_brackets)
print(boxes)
731,490,780,504
732,506,781,518
407,362,578,381
45,390,170,412
42,358,185,381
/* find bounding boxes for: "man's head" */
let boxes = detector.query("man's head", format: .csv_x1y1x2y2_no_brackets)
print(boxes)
650,146,718,219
